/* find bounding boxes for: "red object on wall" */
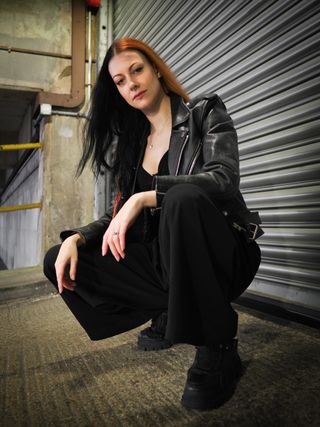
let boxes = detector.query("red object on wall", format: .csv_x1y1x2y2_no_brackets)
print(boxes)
86,0,100,8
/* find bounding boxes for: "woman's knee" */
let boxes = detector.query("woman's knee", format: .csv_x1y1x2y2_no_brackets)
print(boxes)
162,184,206,211
43,244,61,280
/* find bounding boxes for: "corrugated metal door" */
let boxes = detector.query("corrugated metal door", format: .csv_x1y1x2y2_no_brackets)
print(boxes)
113,0,320,319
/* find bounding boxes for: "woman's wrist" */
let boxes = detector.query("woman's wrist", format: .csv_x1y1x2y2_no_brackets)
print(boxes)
134,191,157,209
67,233,85,247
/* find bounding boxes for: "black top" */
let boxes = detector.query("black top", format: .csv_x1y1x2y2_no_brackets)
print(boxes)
136,150,169,192
132,150,169,242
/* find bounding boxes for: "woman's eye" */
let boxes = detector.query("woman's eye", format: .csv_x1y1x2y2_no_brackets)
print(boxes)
115,79,124,86
133,66,143,74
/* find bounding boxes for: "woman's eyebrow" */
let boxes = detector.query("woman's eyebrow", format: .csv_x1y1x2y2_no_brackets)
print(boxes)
112,62,142,79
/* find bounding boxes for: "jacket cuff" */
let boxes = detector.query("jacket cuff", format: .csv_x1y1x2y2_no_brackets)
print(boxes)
156,192,165,207
151,175,166,208
60,229,87,245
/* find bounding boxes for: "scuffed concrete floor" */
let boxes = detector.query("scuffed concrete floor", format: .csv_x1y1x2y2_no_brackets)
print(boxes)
1,294,319,427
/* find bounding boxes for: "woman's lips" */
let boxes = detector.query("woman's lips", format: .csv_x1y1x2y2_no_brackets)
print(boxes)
133,90,146,101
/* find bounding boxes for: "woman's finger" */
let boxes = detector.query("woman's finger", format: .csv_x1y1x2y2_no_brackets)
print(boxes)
119,225,127,253
69,257,78,281
55,265,65,294
113,230,125,259
108,236,121,262
102,229,109,256
62,277,76,291
57,269,74,293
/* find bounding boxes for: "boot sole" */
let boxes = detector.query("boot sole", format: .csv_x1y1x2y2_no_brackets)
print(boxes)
181,382,237,411
137,334,173,351
181,364,243,411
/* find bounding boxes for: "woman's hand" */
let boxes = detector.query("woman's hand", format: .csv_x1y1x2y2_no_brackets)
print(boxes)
54,233,84,294
102,191,156,261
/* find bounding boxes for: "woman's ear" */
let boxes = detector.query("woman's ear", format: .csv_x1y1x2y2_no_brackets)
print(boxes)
153,65,161,78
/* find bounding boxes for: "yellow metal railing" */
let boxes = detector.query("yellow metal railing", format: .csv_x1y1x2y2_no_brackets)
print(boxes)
0,203,42,213
0,142,43,151
0,143,43,212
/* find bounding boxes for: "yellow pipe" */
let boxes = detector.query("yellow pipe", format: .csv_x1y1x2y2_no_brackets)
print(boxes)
0,143,43,151
0,203,42,212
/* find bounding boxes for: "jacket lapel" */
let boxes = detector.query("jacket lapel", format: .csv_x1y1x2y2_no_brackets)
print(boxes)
130,122,150,195
168,94,190,175
131,94,190,190
168,129,189,175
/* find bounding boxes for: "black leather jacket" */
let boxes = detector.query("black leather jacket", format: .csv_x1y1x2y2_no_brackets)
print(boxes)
61,93,263,245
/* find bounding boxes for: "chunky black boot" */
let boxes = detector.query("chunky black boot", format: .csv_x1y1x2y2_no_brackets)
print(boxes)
181,338,243,411
137,311,173,351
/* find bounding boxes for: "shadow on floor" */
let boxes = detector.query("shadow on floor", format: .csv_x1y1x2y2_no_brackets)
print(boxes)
1,295,319,427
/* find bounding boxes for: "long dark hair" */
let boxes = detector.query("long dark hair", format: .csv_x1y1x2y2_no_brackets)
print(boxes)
77,38,189,195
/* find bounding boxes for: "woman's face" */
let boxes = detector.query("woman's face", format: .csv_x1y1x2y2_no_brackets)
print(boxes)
108,49,165,113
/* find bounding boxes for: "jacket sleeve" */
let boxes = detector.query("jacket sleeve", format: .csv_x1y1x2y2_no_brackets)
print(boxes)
152,95,239,207
60,204,114,247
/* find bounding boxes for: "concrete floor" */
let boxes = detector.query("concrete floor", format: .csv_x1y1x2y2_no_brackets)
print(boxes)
1,290,319,427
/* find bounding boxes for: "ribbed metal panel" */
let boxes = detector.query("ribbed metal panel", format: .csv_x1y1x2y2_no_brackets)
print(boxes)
113,0,320,318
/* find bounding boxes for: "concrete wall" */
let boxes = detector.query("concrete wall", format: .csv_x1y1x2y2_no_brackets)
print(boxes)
42,115,94,253
0,0,72,93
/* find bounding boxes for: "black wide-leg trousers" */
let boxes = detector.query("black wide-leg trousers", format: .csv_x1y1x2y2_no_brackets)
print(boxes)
44,184,261,345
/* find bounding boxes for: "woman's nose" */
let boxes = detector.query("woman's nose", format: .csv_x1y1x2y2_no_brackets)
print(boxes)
128,78,139,91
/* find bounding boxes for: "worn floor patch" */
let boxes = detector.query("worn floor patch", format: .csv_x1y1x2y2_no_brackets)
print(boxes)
1,295,319,426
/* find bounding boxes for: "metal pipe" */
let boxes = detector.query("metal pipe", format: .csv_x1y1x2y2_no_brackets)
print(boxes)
0,45,96,63
87,10,93,105
0,143,42,151
51,110,88,118
0,203,42,213
107,0,113,48
0,44,71,59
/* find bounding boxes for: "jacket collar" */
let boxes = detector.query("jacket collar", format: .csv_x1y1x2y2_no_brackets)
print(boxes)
131,92,190,193
170,93,190,128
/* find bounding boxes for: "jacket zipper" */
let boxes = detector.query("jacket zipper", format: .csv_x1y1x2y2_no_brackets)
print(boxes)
175,134,189,175
187,141,202,175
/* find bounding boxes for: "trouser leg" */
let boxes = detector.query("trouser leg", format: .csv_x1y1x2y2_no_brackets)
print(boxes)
43,242,168,340
158,184,261,346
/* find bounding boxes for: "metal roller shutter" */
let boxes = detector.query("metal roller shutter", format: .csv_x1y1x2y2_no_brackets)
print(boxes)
113,0,320,319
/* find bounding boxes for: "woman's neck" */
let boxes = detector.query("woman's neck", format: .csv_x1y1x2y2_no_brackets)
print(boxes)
144,94,172,135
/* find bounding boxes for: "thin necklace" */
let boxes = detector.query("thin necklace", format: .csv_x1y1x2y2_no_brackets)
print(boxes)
148,115,171,149
147,134,155,149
